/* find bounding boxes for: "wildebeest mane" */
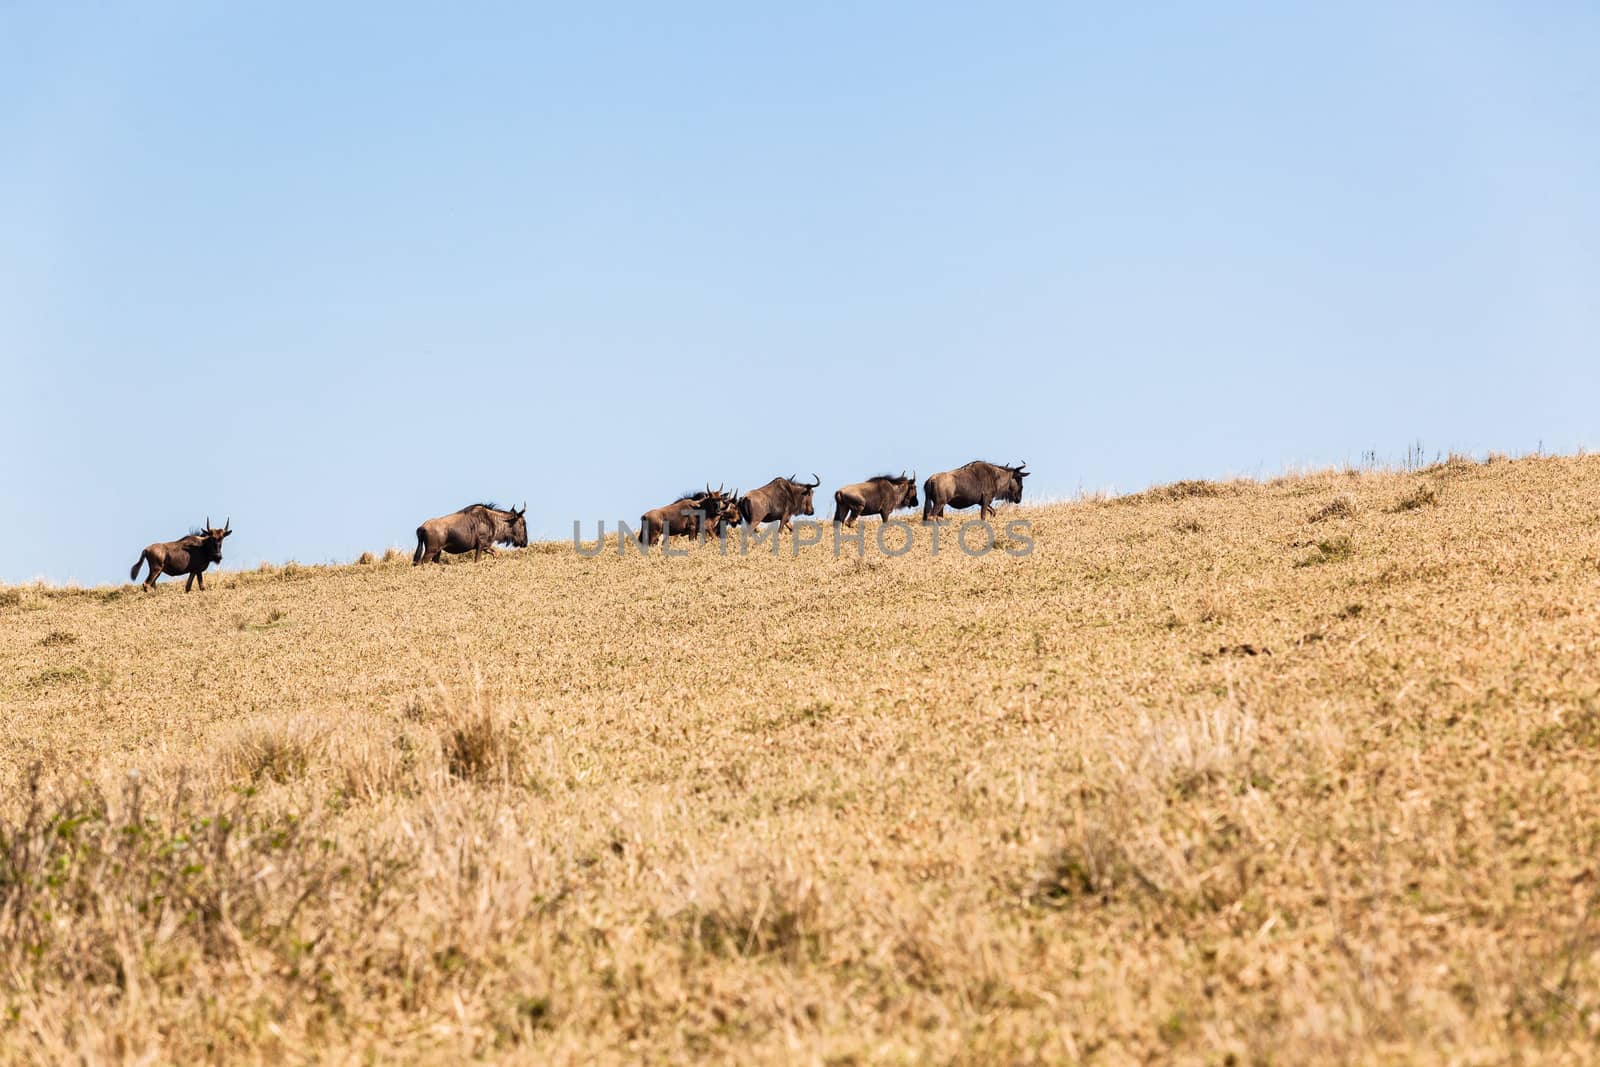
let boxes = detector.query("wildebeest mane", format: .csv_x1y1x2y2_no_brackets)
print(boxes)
866,473,906,484
459,502,500,513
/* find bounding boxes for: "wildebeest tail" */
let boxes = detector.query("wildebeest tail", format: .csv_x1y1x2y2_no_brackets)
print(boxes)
130,551,146,582
832,490,847,523
412,528,426,565
738,496,753,526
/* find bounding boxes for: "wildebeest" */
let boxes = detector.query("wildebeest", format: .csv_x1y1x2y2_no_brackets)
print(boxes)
641,485,737,546
833,472,918,527
738,474,820,532
922,461,1029,521
130,518,231,592
413,503,528,565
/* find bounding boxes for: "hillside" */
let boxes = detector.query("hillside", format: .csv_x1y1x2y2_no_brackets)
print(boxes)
3,454,1599,1063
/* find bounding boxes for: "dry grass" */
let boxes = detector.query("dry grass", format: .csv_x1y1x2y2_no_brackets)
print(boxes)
2,454,1600,1062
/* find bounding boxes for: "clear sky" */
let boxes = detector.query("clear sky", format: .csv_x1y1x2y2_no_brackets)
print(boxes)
3,3,1597,585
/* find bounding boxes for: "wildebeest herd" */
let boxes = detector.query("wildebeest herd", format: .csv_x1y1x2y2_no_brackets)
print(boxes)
130,461,1029,590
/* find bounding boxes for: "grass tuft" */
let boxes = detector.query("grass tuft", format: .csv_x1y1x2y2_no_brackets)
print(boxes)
1390,482,1440,512
1308,495,1355,523
1296,534,1354,567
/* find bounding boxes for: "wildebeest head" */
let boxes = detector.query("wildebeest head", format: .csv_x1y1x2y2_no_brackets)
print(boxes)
505,504,529,548
713,488,741,531
789,474,821,516
201,517,232,563
998,463,1029,505
899,471,919,511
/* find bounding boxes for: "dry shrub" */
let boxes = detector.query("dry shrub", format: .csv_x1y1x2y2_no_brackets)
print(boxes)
426,679,533,786
0,588,22,608
357,551,377,565
1308,495,1355,523
325,721,428,800
39,630,77,647
381,547,405,564
218,716,326,784
1390,482,1439,512
1041,704,1266,910
0,768,370,1011
1193,595,1229,625
1108,704,1262,801
1297,535,1353,567
1122,479,1247,505
671,855,828,963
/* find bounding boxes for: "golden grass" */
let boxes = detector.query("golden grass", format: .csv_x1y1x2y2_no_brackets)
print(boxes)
3,454,1600,1062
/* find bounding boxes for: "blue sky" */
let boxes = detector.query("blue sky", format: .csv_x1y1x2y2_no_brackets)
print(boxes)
3,3,1597,585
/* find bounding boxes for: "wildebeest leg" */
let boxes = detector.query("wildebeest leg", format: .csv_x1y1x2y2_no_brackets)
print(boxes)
833,492,856,527
143,558,162,590
185,572,195,592
195,571,206,591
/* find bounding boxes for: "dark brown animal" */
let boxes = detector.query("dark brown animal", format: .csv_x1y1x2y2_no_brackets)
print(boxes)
413,503,528,565
833,472,918,527
641,485,734,546
738,474,820,532
131,518,231,591
709,491,742,535
922,461,1028,521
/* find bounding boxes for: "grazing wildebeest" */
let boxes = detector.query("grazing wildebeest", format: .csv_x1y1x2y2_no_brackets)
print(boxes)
131,518,231,592
833,472,918,527
922,461,1029,521
738,474,820,533
413,503,528,565
641,485,735,546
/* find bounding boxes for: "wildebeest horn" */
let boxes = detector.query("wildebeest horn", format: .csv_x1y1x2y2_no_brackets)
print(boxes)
205,516,211,530
808,473,821,488
223,517,230,532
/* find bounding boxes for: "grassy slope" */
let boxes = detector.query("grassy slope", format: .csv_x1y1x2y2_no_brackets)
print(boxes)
2,455,1599,1063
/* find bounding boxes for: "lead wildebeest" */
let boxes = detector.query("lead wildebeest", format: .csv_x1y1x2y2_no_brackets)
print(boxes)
130,518,231,591
413,503,528,565
641,485,737,546
738,474,820,532
833,472,918,527
922,461,1029,521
